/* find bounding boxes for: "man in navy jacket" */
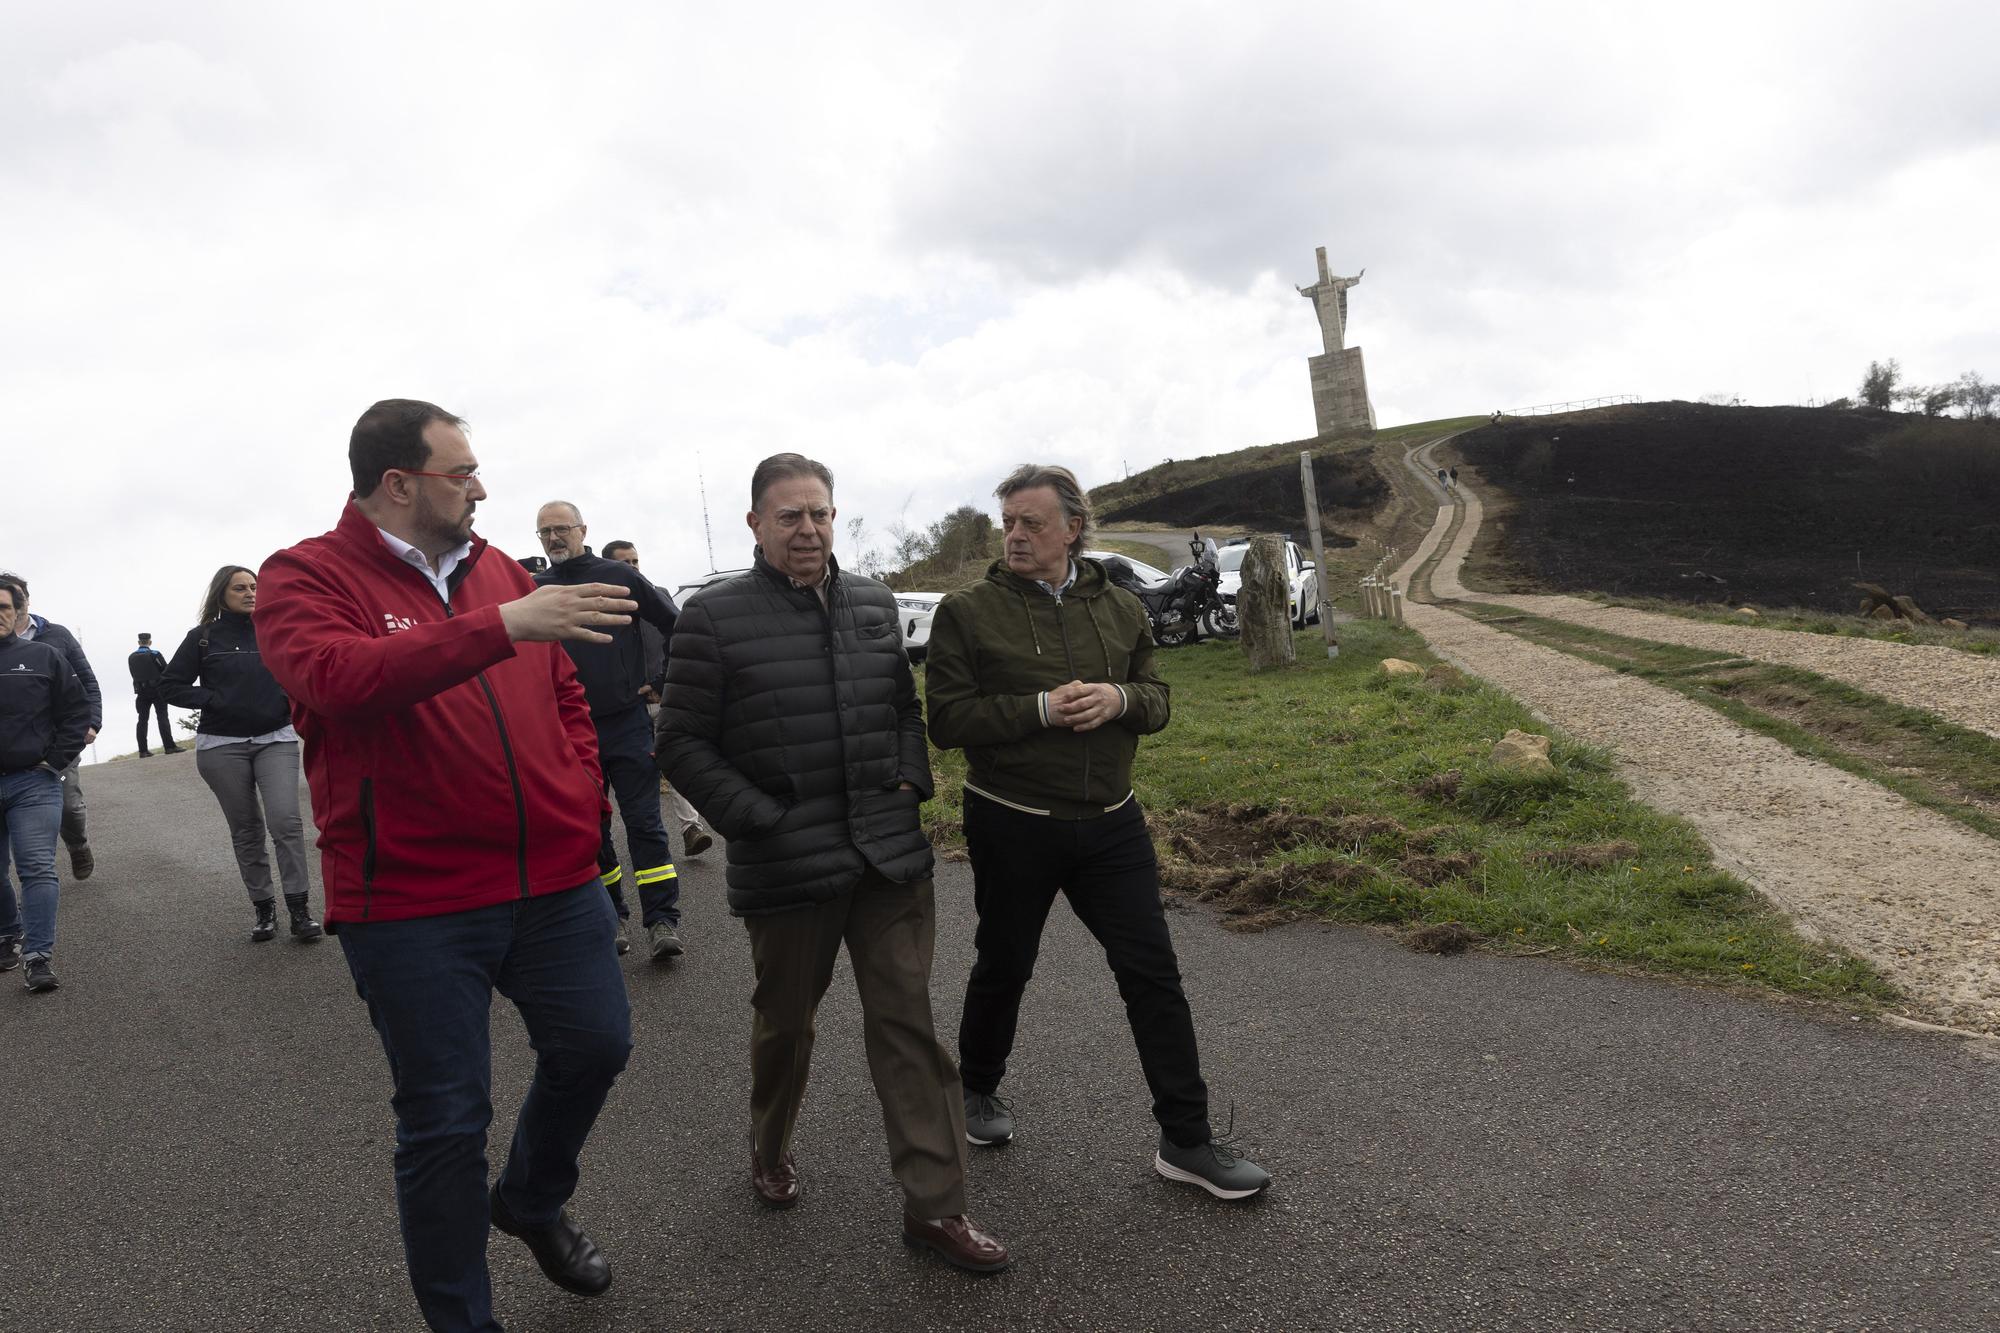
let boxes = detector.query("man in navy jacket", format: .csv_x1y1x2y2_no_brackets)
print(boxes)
0,578,91,991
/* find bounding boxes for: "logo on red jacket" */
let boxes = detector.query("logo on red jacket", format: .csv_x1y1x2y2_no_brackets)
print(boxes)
382,613,418,634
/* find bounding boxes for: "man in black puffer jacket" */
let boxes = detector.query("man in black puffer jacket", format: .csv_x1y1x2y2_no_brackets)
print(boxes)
656,453,1008,1274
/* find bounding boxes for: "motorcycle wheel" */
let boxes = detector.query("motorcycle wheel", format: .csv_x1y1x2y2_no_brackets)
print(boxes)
1155,618,1196,648
1199,603,1239,639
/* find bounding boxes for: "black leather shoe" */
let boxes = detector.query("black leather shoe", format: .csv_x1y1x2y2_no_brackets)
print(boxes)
489,1188,612,1297
902,1213,1011,1273
751,1149,800,1209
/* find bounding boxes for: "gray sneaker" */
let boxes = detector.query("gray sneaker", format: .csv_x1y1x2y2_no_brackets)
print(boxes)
0,937,21,972
647,921,684,961
614,919,631,956
23,956,60,993
963,1090,1014,1147
1154,1129,1270,1201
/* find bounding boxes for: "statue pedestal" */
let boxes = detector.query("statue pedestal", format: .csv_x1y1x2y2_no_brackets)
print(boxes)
1308,346,1376,437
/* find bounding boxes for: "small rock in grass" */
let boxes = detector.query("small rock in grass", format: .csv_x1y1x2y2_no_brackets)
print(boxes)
1490,729,1555,774
1734,606,1761,619
1380,658,1425,677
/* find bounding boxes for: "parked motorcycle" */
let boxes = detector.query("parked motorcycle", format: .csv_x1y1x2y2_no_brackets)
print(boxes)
1101,534,1226,648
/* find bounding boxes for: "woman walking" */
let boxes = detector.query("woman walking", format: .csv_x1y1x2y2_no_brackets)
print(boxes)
160,566,321,944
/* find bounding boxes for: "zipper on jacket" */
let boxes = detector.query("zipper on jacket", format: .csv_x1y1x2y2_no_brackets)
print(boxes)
1051,598,1091,802
434,579,534,900
359,777,377,919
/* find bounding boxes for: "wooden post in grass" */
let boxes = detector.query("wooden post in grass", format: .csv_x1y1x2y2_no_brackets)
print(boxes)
1299,451,1340,658
1240,533,1296,671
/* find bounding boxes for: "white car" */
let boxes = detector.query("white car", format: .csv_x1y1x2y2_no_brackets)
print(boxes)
895,591,947,660
1082,550,1172,588
671,568,752,604
1215,539,1320,628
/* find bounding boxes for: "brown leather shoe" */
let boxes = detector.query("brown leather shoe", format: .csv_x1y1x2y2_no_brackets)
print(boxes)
751,1149,800,1209
902,1213,1011,1273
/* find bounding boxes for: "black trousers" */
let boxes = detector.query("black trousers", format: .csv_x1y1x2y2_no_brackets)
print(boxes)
957,790,1212,1148
135,692,174,753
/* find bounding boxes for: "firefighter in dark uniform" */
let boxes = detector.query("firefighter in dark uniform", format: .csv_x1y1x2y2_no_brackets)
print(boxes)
533,501,685,960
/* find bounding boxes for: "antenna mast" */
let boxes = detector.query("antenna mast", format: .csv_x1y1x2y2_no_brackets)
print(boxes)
698,452,716,570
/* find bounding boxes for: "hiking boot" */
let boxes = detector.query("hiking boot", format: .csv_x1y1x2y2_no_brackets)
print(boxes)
0,937,21,972
682,822,714,858
23,956,60,993
251,899,278,943
68,842,95,880
647,921,684,961
964,1090,1014,1147
1154,1125,1271,1201
286,895,323,942
615,918,631,956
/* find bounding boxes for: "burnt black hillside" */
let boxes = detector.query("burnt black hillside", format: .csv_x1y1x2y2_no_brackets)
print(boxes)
1458,403,2000,624
1098,451,1383,536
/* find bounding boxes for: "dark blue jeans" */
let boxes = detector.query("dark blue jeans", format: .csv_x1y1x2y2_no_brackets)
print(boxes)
339,882,633,1333
957,791,1213,1148
593,705,678,927
0,768,64,959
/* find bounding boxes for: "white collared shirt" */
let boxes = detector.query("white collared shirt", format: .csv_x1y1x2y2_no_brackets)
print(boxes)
376,527,472,603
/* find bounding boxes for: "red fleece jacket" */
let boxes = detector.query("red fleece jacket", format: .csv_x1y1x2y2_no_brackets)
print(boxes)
255,502,604,926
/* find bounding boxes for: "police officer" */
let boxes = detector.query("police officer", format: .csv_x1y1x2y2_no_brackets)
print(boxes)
534,502,685,960
128,632,182,757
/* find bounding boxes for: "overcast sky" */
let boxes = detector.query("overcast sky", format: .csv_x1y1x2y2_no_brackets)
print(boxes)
8,1,1997,755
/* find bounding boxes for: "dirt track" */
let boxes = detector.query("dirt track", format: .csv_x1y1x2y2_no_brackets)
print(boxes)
1397,451,2000,1035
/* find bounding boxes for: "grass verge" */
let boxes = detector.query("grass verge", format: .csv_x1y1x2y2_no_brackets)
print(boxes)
1455,602,2000,842
918,619,1895,1008
1582,593,2000,655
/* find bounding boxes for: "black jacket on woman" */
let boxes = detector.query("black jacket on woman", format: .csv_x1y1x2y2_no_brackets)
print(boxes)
655,551,934,915
158,611,293,737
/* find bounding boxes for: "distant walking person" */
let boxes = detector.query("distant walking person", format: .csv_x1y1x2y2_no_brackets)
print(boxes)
601,539,713,860
656,453,1009,1272
925,464,1271,1200
0,573,102,881
257,398,636,1332
129,633,182,756
534,505,685,961
0,578,91,992
158,566,321,945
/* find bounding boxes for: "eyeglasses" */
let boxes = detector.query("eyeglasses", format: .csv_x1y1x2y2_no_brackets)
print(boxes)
394,468,481,489
536,524,579,539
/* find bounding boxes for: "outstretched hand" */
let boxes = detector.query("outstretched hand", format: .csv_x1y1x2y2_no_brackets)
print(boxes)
500,583,637,644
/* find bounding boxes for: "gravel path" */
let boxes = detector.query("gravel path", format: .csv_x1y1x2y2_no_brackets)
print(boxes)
1468,591,2000,740
1397,483,2000,1035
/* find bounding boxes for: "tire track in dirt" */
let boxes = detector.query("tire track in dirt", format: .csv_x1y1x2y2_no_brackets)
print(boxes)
1392,458,2000,1033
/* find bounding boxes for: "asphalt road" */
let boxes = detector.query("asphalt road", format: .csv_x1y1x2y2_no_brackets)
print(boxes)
4,758,1997,1332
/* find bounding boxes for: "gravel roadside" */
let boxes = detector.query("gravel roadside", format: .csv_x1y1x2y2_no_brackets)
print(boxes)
1398,486,2000,1034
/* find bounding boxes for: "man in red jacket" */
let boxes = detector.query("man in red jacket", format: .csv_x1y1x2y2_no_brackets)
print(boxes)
258,399,640,1333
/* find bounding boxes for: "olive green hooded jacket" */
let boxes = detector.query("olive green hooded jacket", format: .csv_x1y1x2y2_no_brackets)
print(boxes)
925,558,1169,819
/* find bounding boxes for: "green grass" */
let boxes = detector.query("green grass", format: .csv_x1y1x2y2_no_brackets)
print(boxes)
1583,593,2000,655
917,620,1895,1008
1456,603,2000,843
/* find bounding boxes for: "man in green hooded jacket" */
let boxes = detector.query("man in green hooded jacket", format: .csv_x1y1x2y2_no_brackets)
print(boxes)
925,464,1270,1201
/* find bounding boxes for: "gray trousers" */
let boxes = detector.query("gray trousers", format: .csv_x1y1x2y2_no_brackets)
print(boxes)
744,869,970,1217
194,741,310,904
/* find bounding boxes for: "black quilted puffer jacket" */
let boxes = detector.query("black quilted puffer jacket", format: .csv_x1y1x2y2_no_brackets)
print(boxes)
654,551,935,915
